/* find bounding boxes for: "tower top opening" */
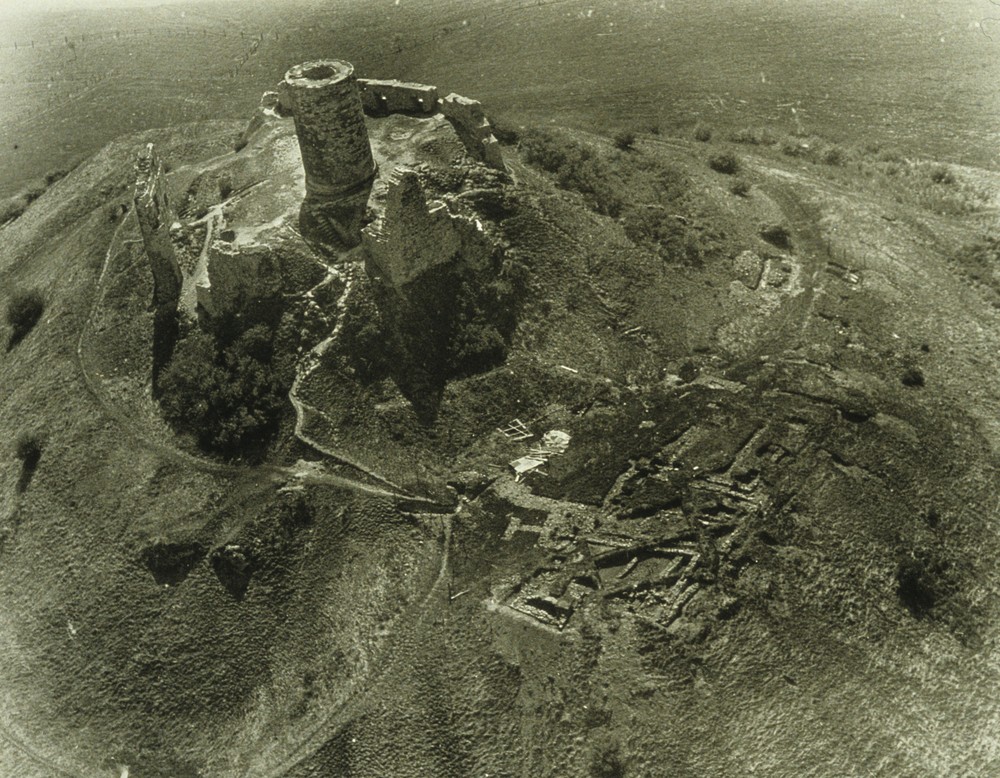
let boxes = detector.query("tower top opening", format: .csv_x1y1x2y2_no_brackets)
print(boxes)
285,60,353,87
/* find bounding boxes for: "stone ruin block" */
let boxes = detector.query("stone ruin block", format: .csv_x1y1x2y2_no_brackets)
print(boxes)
440,93,505,170
198,230,325,319
362,166,492,289
133,143,182,311
357,78,439,116
363,168,461,288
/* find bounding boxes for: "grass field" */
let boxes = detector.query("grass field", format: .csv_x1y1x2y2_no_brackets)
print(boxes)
1,0,998,199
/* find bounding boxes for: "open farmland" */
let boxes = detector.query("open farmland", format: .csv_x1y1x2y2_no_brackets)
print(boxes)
1,0,998,199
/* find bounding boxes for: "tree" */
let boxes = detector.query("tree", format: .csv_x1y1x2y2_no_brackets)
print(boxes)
5,288,45,349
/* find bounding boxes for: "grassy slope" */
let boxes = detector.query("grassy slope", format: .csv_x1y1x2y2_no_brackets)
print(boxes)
0,117,999,777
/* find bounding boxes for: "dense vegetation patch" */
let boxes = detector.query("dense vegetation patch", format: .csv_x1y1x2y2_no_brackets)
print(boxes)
5,288,45,350
158,322,290,457
518,126,726,265
340,246,529,421
708,152,741,175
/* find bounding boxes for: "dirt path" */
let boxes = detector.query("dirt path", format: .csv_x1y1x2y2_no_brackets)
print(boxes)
246,511,455,778
74,208,452,510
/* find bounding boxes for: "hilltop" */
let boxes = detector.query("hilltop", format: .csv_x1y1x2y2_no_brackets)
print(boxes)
1,59,999,778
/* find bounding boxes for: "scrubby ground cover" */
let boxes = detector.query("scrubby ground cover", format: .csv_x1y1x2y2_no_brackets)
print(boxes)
2,82,1000,778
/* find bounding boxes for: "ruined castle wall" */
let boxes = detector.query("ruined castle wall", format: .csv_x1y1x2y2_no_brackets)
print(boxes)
198,231,326,320
440,93,505,170
357,79,438,116
133,143,182,310
362,167,492,289
199,241,282,318
235,90,286,151
283,60,376,246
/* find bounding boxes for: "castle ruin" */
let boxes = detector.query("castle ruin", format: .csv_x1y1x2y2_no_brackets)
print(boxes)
282,60,377,247
132,58,511,389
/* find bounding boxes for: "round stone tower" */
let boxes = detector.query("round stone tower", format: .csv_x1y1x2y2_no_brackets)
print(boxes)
283,60,376,247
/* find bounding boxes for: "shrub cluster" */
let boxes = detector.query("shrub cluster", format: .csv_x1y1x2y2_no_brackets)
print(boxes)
729,126,777,146
519,127,625,216
158,324,289,456
518,125,723,265
730,178,752,197
692,123,713,142
708,152,741,175
5,288,45,349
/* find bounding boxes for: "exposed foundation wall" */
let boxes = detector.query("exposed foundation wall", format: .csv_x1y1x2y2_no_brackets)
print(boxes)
133,143,182,310
357,79,438,116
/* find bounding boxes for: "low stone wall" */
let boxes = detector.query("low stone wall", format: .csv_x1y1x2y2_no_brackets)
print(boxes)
357,78,438,116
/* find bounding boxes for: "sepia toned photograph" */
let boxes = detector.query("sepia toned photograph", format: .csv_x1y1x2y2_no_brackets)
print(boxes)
0,1,998,775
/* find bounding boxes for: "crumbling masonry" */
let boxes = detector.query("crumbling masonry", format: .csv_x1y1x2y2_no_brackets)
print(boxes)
133,143,182,311
282,60,377,247
133,142,182,389
362,167,492,288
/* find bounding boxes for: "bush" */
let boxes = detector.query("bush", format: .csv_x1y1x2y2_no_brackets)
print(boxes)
759,223,791,248
928,164,956,185
780,137,809,157
158,324,289,456
14,431,42,491
901,366,925,388
14,432,42,470
613,130,637,151
820,144,846,166
590,739,625,778
897,550,959,618
692,123,713,142
730,178,751,197
5,288,45,349
708,152,741,175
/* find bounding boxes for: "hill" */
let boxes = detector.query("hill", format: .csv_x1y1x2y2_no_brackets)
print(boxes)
1,60,999,778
